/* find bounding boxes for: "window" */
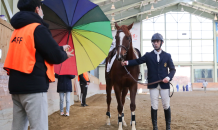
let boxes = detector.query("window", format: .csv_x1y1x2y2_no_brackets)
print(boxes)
143,12,213,62
192,40,213,61
194,69,213,82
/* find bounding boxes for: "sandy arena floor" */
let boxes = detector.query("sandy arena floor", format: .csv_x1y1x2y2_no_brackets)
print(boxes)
48,91,218,130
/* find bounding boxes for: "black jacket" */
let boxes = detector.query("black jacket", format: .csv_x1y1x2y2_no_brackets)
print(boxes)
55,74,75,93
79,74,90,86
128,50,176,89
8,11,68,94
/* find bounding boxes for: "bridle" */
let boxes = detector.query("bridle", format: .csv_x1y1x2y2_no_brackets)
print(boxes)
115,30,132,57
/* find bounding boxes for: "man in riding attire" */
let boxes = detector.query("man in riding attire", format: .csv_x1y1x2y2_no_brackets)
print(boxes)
121,33,176,130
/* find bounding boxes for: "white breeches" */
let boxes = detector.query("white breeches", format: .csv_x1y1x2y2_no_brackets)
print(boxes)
149,85,170,110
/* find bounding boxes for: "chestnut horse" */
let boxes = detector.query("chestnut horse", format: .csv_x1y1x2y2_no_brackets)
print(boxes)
105,23,140,130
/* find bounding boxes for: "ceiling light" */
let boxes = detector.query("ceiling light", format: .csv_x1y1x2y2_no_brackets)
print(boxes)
151,4,154,10
181,6,184,11
214,14,217,20
111,3,115,9
111,17,115,22
112,26,115,30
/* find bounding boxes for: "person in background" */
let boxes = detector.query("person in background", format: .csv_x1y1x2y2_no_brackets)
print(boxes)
183,85,185,91
78,72,90,107
186,84,189,91
176,83,179,92
188,82,192,91
3,0,73,129
203,80,208,93
55,74,75,116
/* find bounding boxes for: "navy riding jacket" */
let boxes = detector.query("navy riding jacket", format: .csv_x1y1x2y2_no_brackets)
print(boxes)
127,50,176,89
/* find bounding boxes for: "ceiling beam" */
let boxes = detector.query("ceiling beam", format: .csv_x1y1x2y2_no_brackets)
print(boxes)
116,4,215,26
91,0,218,25
99,0,155,12
90,0,108,4
1,0,13,20
108,0,182,23
192,1,218,13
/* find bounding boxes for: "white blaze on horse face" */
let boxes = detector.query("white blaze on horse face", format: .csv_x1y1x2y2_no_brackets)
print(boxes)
118,32,125,59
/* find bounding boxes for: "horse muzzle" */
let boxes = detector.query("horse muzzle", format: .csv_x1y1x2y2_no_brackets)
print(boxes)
116,55,124,61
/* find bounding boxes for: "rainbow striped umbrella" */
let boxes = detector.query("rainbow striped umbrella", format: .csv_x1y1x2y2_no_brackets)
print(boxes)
42,0,112,75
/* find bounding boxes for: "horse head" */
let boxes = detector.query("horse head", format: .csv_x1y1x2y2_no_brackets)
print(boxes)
115,23,134,61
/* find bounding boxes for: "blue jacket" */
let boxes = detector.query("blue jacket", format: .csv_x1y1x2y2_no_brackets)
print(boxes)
127,50,176,89
55,74,75,93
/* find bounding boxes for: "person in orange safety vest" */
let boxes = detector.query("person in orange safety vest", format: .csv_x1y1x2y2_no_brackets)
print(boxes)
78,72,90,107
3,0,73,129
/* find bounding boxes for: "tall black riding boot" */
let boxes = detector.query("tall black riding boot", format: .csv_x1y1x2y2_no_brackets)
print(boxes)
151,107,158,130
164,107,171,130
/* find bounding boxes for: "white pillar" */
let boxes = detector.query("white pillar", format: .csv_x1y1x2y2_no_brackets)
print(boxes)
140,20,145,82
213,21,217,82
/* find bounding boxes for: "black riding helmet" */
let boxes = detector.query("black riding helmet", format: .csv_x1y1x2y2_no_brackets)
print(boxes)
151,33,164,51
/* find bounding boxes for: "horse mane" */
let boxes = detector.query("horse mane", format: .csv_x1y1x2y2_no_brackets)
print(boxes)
134,48,141,58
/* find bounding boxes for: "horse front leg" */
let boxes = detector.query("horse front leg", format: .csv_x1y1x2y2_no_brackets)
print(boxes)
114,86,123,130
106,83,112,125
121,87,129,127
130,85,137,130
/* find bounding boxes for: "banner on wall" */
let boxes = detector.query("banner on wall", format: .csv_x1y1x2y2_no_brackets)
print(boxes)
216,22,218,63
112,22,141,50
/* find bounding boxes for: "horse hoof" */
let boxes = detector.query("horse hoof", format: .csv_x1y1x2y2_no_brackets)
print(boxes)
131,128,136,130
122,121,127,127
131,121,136,130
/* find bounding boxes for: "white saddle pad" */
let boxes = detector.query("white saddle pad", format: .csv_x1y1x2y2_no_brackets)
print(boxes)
106,52,117,72
106,49,139,73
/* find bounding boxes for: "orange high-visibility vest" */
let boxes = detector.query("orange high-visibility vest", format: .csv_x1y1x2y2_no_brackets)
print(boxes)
4,23,55,82
78,72,89,81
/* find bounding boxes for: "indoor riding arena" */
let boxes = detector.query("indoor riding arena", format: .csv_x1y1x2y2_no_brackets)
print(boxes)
1,0,218,130
48,92,218,130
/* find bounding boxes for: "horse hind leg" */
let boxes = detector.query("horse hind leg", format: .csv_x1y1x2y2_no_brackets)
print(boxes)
106,83,112,125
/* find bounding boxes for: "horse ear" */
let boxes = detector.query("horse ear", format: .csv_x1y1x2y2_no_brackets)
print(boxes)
127,22,134,30
115,23,120,30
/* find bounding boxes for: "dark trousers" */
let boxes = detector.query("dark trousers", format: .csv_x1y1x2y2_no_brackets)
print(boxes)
80,84,88,104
